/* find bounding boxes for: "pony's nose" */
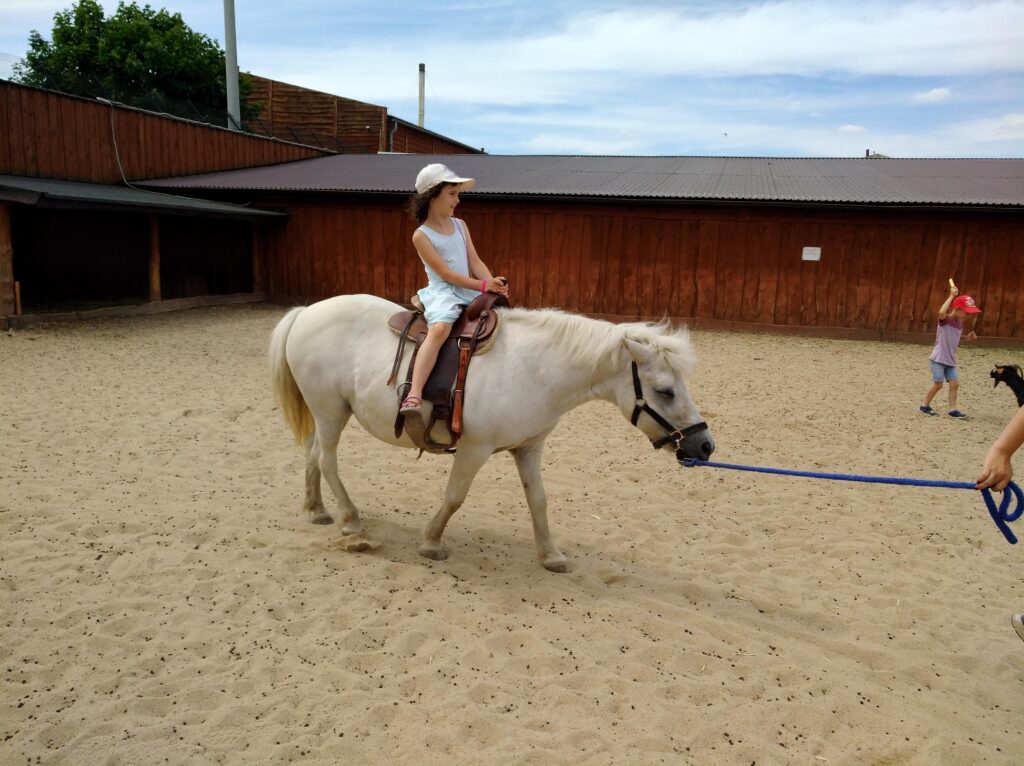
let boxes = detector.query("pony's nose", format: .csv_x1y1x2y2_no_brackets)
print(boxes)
698,437,715,460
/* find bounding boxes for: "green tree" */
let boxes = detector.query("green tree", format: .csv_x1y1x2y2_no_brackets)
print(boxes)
14,0,259,125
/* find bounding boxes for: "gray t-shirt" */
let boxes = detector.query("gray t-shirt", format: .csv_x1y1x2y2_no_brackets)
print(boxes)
929,316,964,366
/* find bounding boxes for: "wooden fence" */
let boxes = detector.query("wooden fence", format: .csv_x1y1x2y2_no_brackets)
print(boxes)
257,196,1024,342
0,80,329,183
244,75,479,155
245,76,386,153
389,121,482,154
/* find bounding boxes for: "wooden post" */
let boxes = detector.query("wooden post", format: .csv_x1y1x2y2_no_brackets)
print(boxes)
251,221,264,293
148,213,161,302
0,202,15,319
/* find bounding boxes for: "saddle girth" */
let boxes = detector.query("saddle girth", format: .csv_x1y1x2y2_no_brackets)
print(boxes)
388,292,508,453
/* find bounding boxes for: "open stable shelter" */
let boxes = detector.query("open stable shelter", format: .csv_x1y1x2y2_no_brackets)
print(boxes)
0,80,332,323
0,80,478,326
143,154,1024,345
0,175,283,319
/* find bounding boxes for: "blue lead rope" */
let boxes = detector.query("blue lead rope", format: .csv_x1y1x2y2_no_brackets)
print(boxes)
680,458,1023,545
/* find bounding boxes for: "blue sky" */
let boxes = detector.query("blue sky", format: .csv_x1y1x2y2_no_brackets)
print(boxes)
1,0,1023,157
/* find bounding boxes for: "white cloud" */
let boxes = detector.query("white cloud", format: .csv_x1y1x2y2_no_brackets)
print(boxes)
3,0,1022,157
914,87,953,103
465,99,1024,158
247,1,1024,108
523,133,644,155
950,112,1024,141
996,112,1024,136
507,1,1024,77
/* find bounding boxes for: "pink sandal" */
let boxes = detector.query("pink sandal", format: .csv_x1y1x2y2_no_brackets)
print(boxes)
399,396,422,415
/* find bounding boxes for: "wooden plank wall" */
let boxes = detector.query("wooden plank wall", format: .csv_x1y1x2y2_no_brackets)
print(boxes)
245,75,478,155
0,80,329,183
0,202,13,318
259,196,1024,342
389,122,482,154
246,76,386,153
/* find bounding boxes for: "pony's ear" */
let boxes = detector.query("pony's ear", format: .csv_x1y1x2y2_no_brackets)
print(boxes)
622,336,655,365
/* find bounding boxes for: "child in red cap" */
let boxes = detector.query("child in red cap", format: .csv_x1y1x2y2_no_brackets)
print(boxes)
919,286,980,418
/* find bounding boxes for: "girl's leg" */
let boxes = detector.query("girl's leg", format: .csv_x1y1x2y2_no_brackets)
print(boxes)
405,321,452,403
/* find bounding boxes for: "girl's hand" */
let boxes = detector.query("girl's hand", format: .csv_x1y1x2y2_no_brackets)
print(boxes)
966,330,978,341
488,277,509,296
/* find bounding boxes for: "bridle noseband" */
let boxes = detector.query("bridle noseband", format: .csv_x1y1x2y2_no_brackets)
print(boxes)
629,361,708,456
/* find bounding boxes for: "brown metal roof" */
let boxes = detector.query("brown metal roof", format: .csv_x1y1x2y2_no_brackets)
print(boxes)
142,154,1024,208
0,175,286,219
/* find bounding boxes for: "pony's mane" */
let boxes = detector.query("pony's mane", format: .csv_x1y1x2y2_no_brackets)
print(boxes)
504,308,695,375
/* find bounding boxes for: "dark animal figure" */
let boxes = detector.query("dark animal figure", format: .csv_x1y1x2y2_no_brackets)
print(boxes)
991,364,1024,407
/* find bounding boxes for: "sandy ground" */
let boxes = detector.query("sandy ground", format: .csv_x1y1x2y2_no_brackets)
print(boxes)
1,302,1022,766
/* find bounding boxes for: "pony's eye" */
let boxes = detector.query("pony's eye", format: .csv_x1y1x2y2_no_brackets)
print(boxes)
656,388,675,399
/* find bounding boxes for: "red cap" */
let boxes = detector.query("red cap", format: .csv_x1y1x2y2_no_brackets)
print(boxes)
951,295,981,313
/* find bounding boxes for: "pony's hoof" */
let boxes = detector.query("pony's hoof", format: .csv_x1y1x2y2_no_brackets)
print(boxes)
542,555,570,573
306,507,334,525
418,543,449,561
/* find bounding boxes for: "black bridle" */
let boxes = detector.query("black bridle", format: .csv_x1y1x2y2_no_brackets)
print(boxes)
629,361,708,456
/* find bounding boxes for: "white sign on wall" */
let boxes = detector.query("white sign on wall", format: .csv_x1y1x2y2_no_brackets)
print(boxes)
802,246,821,262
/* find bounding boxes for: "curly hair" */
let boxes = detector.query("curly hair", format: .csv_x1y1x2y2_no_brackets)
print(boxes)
405,182,452,223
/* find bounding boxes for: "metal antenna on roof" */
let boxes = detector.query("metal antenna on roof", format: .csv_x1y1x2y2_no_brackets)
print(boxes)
223,0,241,130
418,63,425,127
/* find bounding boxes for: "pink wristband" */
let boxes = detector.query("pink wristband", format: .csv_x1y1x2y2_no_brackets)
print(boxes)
481,280,487,293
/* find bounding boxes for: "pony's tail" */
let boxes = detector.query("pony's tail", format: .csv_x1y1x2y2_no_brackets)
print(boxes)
268,307,316,446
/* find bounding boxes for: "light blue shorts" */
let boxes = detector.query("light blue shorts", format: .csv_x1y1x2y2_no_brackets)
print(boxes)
417,285,476,325
422,301,464,326
930,360,958,383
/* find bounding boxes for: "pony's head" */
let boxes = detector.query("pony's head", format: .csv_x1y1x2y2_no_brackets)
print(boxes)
618,322,714,462
505,309,714,461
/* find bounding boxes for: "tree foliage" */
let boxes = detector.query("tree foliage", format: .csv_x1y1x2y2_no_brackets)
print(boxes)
14,0,258,125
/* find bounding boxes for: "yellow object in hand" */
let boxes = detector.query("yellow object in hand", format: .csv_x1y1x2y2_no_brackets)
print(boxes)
948,277,956,290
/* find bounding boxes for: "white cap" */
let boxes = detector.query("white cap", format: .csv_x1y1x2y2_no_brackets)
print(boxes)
414,163,476,194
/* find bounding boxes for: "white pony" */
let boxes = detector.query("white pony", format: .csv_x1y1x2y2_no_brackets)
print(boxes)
269,294,714,572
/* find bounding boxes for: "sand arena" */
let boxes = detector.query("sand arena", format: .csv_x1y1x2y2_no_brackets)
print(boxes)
2,303,1022,764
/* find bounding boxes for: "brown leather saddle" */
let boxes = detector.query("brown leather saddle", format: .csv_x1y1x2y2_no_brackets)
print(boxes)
387,291,509,452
